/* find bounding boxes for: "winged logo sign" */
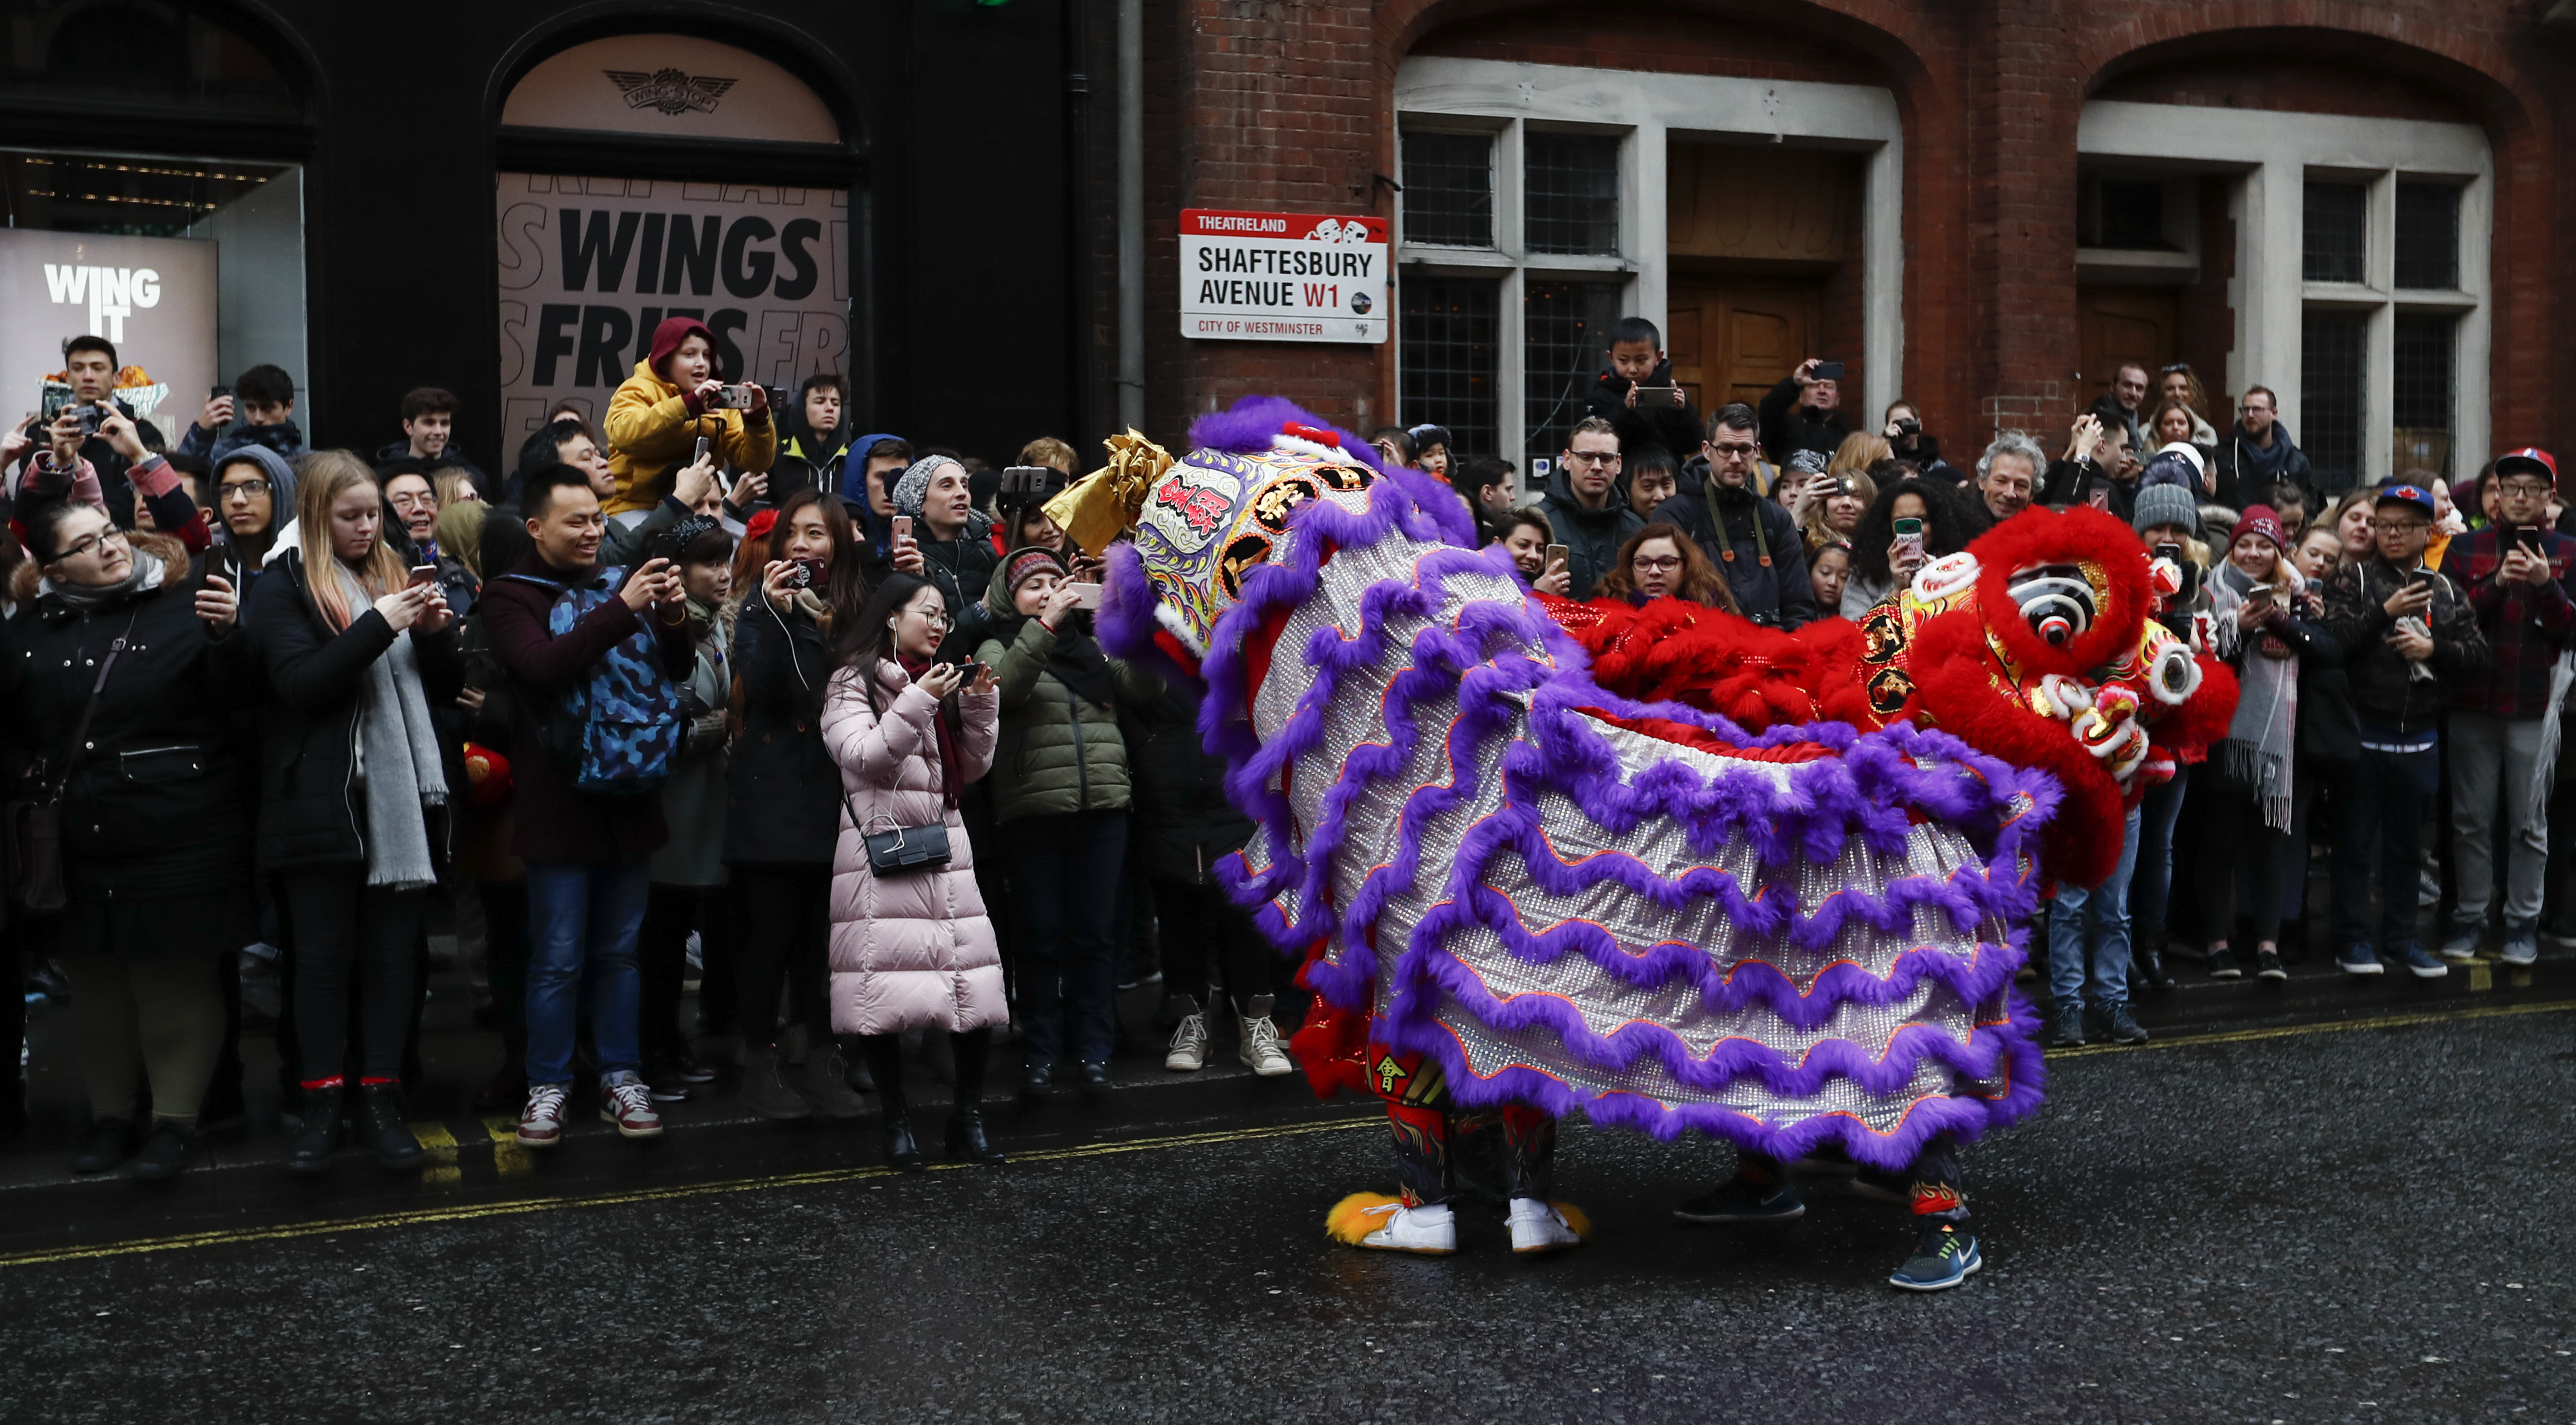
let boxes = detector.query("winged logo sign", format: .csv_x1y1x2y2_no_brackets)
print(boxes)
603,68,738,117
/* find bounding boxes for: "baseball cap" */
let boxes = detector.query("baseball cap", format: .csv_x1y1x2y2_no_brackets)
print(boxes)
2374,482,2437,521
2493,447,2559,485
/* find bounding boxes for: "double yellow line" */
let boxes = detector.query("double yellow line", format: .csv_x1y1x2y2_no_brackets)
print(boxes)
5,998,2567,1270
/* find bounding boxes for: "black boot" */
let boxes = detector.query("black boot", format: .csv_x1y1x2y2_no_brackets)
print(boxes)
71,1117,137,1175
2131,925,2178,994
356,1082,425,1170
287,1084,343,1175
879,1087,924,1173
946,1106,1005,1165
131,1120,194,1183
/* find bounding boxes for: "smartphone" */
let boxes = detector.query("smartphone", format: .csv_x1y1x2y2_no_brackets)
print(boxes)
2406,566,2436,589
787,556,828,590
1893,516,1926,560
408,564,438,587
2515,526,2546,558
692,435,712,466
891,515,913,544
952,660,988,684
1812,361,1846,382
1543,542,1570,574
1634,386,1684,409
39,381,73,422
1068,582,1104,611
708,383,757,410
210,384,232,400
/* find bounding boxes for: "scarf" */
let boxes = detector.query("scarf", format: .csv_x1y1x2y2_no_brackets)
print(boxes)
324,558,449,888
2209,560,2300,831
894,652,966,810
38,549,165,611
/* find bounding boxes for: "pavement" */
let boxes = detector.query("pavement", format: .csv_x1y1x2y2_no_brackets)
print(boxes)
0,932,2570,1421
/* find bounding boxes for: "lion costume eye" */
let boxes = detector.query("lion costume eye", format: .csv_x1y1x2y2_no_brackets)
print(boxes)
2005,563,2095,647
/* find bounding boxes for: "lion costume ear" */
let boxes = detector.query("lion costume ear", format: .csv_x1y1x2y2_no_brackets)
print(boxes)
1045,430,1173,556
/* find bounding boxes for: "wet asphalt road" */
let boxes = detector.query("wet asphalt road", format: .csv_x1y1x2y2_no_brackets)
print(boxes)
1,1006,2570,1423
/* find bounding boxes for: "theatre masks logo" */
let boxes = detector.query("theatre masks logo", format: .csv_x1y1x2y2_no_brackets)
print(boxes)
43,264,161,342
605,68,738,116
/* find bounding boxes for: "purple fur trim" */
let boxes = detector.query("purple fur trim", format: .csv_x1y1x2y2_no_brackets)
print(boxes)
1187,396,1391,483
1093,540,1176,669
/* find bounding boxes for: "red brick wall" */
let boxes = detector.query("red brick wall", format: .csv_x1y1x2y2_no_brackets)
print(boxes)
1143,0,2575,469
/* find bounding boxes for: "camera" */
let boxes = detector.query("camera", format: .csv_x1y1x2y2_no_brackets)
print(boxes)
707,383,758,410
1001,465,1069,499
1895,417,1920,437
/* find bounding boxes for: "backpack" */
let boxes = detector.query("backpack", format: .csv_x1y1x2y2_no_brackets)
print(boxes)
500,568,680,794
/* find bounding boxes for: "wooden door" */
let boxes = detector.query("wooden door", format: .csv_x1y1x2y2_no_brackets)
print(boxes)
1667,281,1822,415
2077,287,2179,411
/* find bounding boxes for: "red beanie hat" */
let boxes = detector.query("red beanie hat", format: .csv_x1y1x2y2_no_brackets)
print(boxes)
2228,504,2287,553
648,316,716,381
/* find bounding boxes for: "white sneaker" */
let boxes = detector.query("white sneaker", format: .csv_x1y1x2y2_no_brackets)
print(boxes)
598,1072,663,1139
517,1082,569,1148
1358,1201,1456,1254
1165,1003,1209,1073
1237,995,1293,1077
1507,1198,1586,1254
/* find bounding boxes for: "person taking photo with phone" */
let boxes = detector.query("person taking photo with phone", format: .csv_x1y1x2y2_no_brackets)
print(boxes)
888,454,1000,658
975,547,1148,1097
0,494,252,1182
2319,483,2490,980
242,452,464,1175
479,463,698,1147
1582,317,1706,468
1838,475,1967,617
1535,416,1642,600
724,489,878,1123
603,317,778,519
1757,356,1851,468
178,363,304,468
12,335,165,517
824,572,1005,1169
2432,449,2572,969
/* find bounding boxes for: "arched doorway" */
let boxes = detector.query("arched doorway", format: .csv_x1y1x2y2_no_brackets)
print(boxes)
492,31,862,445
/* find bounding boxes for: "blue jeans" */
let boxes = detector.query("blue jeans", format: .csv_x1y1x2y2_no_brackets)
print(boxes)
2049,806,2142,1007
524,862,652,1085
2331,741,2441,950
2129,766,2189,936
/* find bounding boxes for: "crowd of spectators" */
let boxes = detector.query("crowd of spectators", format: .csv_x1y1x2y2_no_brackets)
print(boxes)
0,321,1287,1183
1442,320,2575,1051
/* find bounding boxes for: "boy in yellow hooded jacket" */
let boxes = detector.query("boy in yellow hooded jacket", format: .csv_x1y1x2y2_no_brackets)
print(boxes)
603,316,778,517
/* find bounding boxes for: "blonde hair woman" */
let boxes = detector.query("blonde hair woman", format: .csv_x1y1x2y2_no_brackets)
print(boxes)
243,450,462,1177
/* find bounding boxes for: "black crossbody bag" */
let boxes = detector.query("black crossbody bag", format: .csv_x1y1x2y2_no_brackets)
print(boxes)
6,612,139,913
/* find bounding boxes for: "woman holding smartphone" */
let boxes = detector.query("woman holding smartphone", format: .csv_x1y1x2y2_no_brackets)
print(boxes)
823,573,1004,1169
2192,508,2339,983
975,547,1147,1095
724,488,876,1123
1839,476,1966,618
244,451,464,1174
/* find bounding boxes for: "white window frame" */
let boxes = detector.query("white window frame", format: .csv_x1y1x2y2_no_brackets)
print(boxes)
1395,57,1903,468
2077,100,2492,483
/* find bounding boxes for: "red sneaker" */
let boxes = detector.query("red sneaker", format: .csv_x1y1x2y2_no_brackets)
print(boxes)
516,1082,569,1149
598,1073,663,1139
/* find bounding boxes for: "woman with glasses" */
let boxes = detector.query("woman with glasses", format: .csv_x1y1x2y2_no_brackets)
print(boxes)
826,572,1005,1168
1,499,254,1180
1596,523,1737,611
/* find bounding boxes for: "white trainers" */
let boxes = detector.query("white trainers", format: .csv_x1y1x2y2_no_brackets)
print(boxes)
598,1072,663,1139
1165,998,1209,1072
1507,1198,1586,1254
517,1082,569,1149
1358,1200,1456,1254
1237,995,1292,1077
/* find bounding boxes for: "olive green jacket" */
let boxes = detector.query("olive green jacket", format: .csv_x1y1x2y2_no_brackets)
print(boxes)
976,617,1148,824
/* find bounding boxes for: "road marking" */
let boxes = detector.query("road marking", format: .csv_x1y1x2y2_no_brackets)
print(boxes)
2046,998,2575,1059
479,1116,534,1178
0,1116,1382,1270
6,999,2568,1270
412,1124,461,1188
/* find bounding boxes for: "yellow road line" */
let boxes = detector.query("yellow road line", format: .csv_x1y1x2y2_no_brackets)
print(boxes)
412,1123,461,1188
2046,996,2576,1058
0,1115,1380,1270
7,998,2568,1270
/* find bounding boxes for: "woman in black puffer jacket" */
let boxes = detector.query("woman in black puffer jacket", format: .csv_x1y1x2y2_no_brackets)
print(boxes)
244,451,464,1175
1,504,256,1182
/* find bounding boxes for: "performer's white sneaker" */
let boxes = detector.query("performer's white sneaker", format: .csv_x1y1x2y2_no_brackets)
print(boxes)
1164,998,1209,1072
1506,1198,1586,1254
1358,1201,1456,1254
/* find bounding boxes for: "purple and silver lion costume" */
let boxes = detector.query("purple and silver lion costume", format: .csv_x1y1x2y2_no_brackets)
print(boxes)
1051,396,2054,1270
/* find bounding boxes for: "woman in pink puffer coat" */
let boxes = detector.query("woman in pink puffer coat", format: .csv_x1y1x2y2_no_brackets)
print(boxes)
820,572,1004,1171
